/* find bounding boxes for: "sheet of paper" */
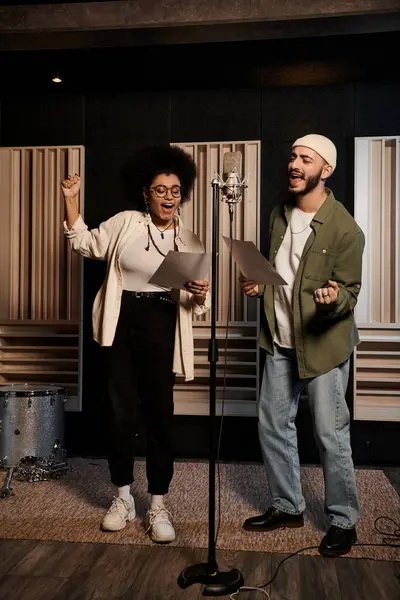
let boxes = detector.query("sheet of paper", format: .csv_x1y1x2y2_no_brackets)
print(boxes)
222,236,287,286
149,251,211,289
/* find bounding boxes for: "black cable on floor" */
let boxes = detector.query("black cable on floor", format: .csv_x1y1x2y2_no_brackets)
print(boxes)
232,516,400,598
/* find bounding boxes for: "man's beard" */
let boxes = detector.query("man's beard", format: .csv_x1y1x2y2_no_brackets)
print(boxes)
288,168,323,196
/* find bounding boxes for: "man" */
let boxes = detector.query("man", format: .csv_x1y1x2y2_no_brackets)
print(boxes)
240,134,364,557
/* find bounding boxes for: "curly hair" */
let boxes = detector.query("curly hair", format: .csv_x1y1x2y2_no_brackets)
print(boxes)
121,144,197,211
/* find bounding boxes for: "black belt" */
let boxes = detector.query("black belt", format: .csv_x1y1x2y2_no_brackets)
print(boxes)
124,291,176,304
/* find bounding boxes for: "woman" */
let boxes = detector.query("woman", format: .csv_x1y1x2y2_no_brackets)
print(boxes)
61,145,210,544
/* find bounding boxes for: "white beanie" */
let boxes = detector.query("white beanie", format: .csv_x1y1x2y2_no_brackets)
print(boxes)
292,134,337,173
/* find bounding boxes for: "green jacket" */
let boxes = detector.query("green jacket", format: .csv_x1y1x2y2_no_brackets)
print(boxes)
259,190,365,379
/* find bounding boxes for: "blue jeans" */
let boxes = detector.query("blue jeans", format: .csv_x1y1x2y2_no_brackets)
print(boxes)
258,344,360,529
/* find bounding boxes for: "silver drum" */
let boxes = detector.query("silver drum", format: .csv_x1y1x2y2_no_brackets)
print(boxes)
0,384,66,468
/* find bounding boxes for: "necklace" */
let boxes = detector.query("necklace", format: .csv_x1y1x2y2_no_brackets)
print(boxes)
151,219,174,239
145,219,179,257
290,207,315,234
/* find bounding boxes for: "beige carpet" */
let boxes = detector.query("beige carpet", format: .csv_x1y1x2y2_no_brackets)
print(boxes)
0,458,399,561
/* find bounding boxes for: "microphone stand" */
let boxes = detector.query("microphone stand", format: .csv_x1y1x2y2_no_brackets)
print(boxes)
177,179,244,596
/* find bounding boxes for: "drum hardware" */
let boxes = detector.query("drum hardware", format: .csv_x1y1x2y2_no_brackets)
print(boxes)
0,446,71,497
15,451,72,483
0,466,15,498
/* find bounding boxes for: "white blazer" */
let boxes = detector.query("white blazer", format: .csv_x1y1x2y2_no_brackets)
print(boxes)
64,210,210,381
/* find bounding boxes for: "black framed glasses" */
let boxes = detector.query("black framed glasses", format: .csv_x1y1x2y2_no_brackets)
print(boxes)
149,185,181,199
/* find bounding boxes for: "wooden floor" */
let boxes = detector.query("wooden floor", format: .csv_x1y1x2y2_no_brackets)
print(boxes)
0,467,398,600
0,540,399,600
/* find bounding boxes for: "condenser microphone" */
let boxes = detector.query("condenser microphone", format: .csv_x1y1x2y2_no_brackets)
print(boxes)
221,151,247,205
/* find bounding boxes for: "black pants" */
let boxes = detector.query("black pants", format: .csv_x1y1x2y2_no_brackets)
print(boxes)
103,291,177,494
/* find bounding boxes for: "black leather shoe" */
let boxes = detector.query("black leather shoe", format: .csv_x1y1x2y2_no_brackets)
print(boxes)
319,526,357,557
243,506,304,532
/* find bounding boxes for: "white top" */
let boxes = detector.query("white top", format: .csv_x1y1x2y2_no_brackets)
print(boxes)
119,224,175,292
273,207,316,349
63,210,210,381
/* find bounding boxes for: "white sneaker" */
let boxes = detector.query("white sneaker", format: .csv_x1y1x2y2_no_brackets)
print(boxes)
101,495,136,532
146,506,176,543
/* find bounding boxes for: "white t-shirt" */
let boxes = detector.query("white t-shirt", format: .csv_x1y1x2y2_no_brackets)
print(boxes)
119,223,175,292
273,207,316,349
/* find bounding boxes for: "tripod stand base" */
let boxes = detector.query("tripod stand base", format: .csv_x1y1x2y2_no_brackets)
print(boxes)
178,562,244,596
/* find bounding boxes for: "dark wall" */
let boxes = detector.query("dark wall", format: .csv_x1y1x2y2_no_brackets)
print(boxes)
1,32,399,466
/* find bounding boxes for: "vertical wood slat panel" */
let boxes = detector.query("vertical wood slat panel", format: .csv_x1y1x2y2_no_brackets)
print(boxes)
43,149,49,320
370,140,382,323
384,140,396,323
197,144,208,323
219,143,228,324
180,145,194,233
66,149,73,320
38,149,44,320
67,147,82,321
396,140,400,323
193,144,200,238
208,144,219,320
20,150,30,320
205,143,213,319
198,145,207,256
380,141,385,322
232,143,240,322
32,149,44,320
55,148,62,320
235,142,248,322
10,151,21,320
205,145,214,323
242,141,260,323
31,150,37,320
204,145,212,263
48,149,56,320
0,150,12,320
60,149,68,319
380,141,396,323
